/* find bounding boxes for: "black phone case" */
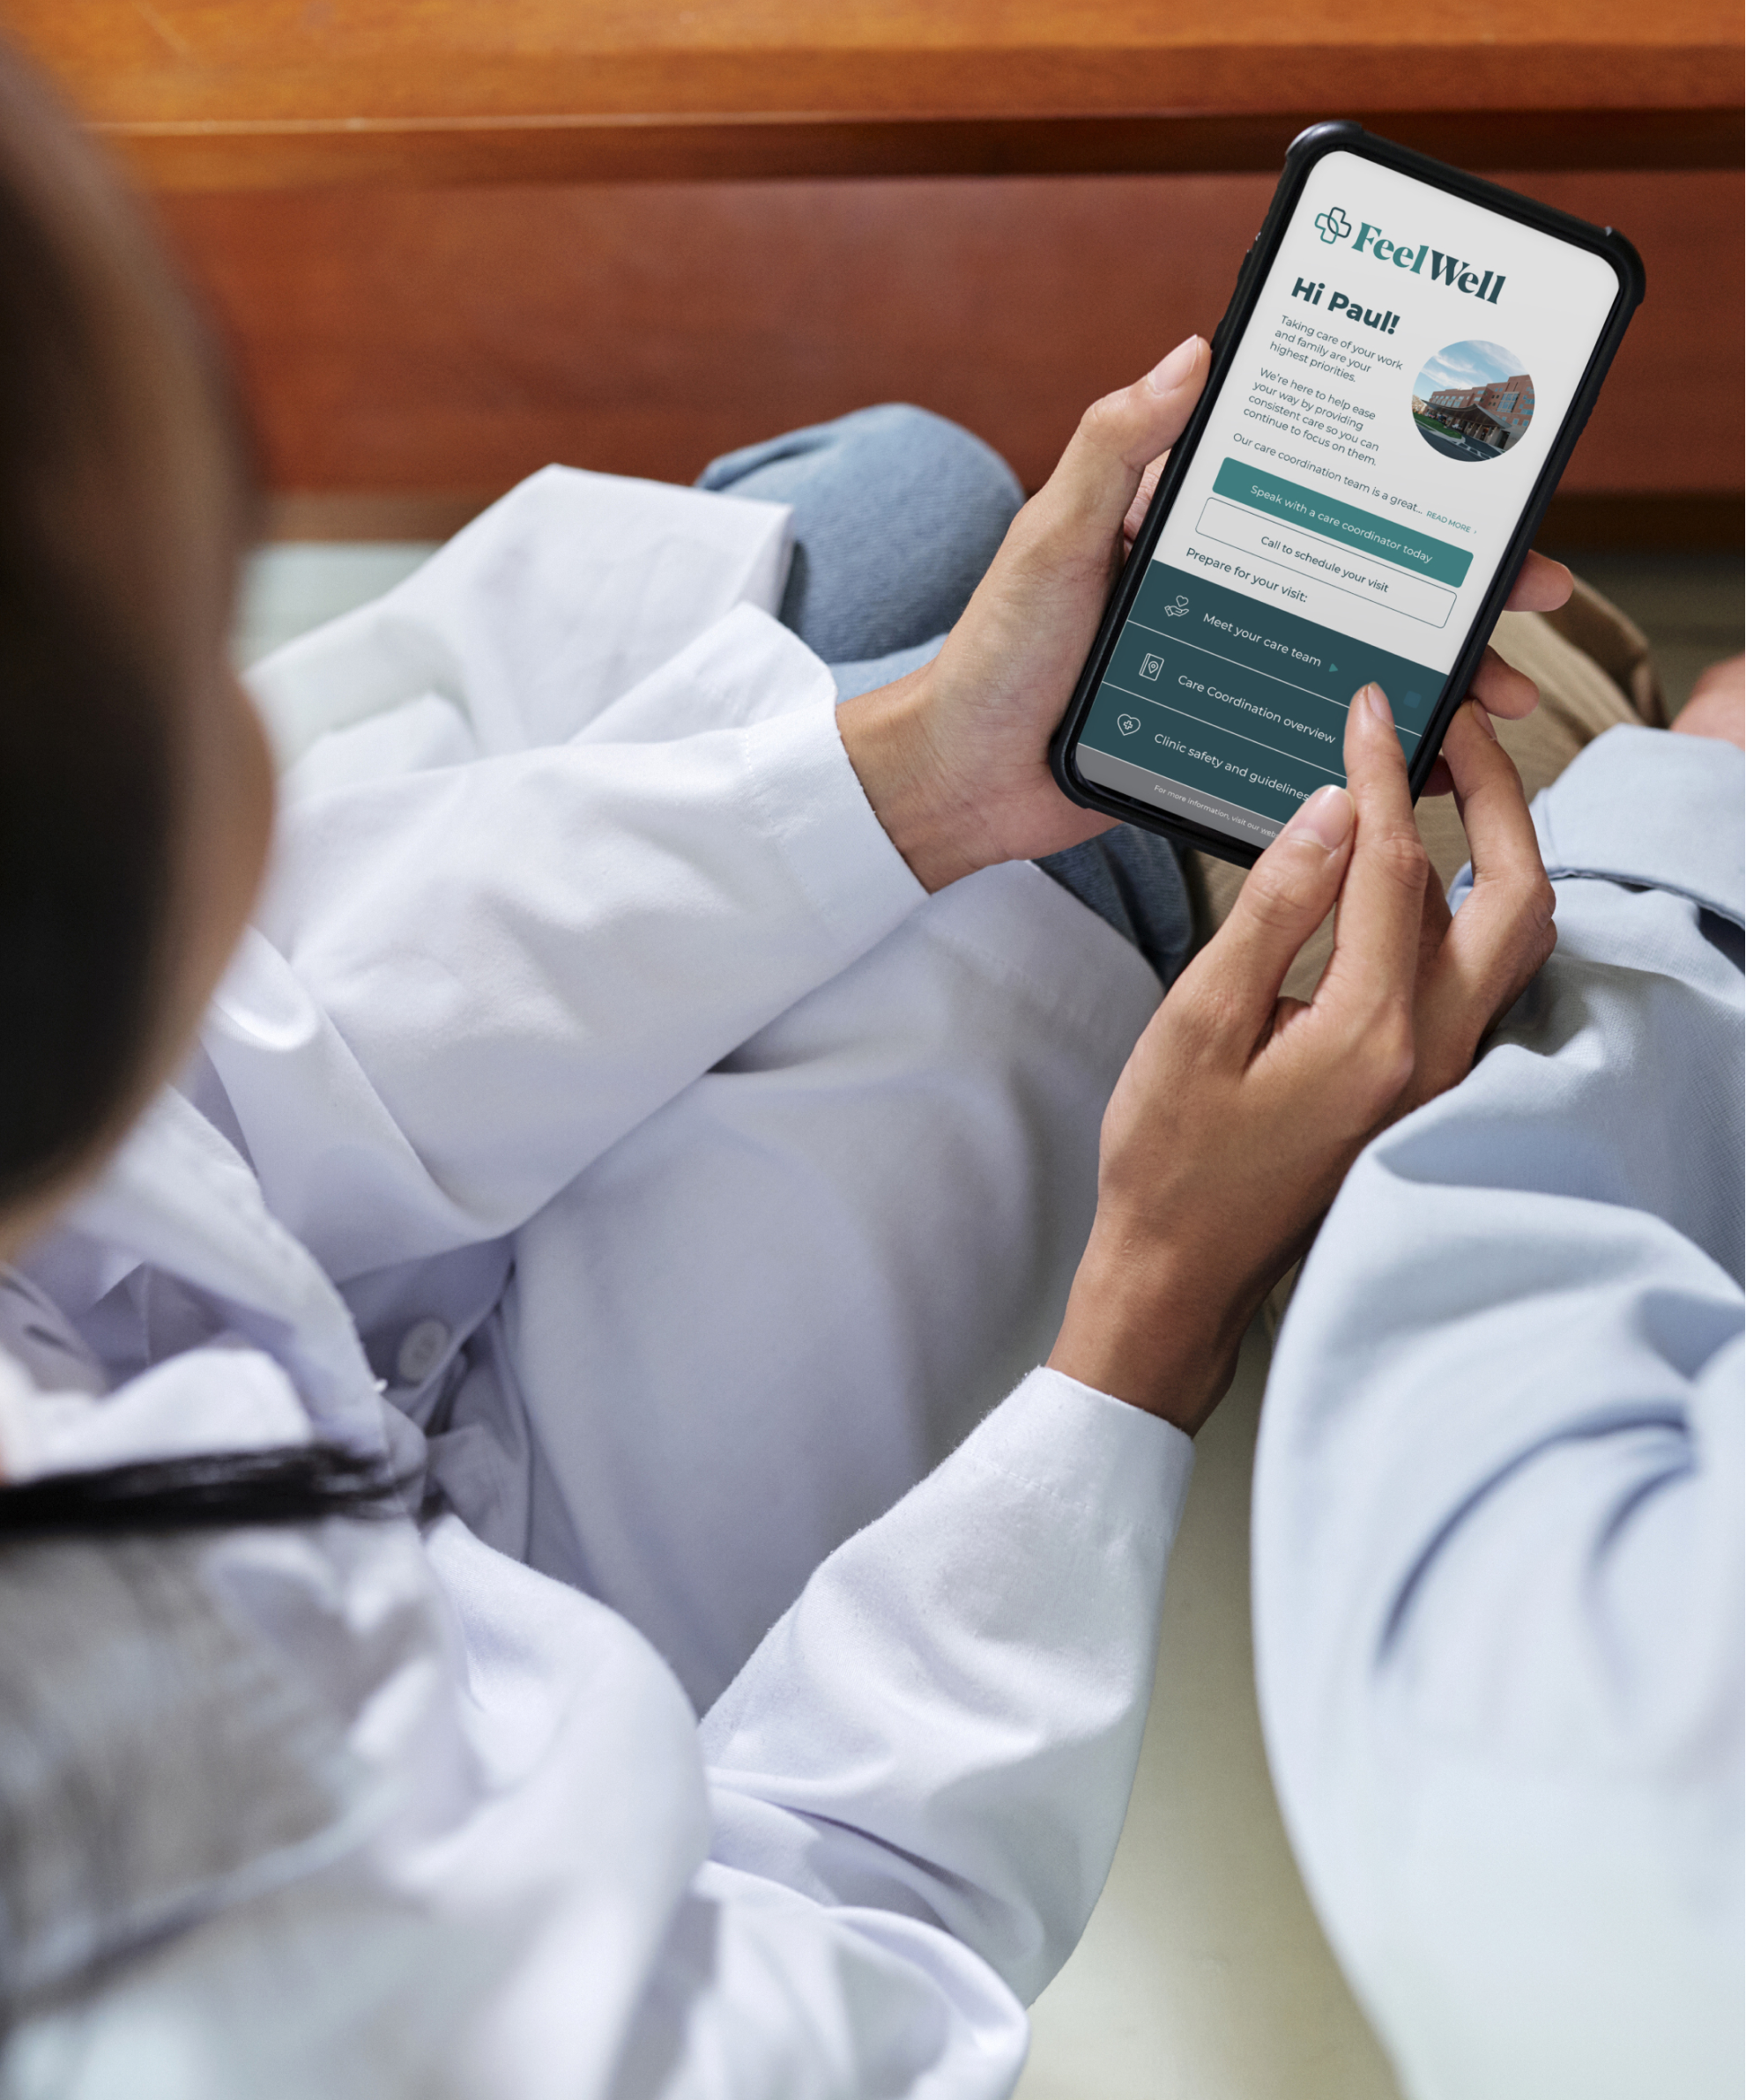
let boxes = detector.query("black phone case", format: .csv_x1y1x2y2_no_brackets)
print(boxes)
1047,121,1646,868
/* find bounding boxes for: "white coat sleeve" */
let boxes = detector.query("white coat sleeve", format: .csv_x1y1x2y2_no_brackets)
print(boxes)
1252,726,1745,2100
651,1365,1193,2087
0,1359,1191,2100
333,1373,1186,2100
202,631,925,1283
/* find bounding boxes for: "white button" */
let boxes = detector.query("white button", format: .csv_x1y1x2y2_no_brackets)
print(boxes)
395,1317,450,1386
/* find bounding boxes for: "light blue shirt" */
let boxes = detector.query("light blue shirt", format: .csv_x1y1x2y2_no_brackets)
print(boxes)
1254,725,1744,2100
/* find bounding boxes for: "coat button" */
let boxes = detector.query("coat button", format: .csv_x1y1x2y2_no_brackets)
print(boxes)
396,1317,450,1386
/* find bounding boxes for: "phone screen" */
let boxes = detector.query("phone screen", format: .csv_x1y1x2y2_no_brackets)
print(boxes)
1073,149,1623,851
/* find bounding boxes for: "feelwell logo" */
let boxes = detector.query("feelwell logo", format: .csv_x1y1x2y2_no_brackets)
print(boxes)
1306,200,1505,304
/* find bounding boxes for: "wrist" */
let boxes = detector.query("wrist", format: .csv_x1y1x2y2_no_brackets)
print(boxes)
835,662,986,894
1048,1224,1246,1435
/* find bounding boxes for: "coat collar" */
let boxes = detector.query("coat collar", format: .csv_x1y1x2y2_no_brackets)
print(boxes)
35,1087,406,1464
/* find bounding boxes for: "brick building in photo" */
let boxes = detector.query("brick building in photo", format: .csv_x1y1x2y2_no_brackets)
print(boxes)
1423,374,1534,453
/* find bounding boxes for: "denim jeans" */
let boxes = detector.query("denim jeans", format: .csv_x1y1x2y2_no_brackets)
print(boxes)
696,404,1194,987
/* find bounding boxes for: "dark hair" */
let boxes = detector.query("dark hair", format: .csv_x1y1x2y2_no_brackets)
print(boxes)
0,1447,408,1540
0,53,421,2051
0,48,255,1207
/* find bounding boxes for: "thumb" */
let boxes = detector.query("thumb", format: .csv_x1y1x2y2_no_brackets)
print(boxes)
1185,785,1356,1043
1033,337,1209,547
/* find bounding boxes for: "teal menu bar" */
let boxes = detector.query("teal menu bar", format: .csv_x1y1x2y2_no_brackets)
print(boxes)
1077,560,1445,833
1211,459,1474,587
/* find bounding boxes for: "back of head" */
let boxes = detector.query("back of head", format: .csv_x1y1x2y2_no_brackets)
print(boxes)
0,44,413,2053
0,41,253,1210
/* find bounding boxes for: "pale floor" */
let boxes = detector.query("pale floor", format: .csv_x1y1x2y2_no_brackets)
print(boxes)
237,543,1742,2100
235,542,436,667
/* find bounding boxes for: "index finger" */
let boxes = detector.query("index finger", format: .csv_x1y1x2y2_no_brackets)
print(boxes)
1314,683,1429,1033
1505,549,1571,614
1400,701,1557,1111
1440,701,1557,958
1123,452,1170,548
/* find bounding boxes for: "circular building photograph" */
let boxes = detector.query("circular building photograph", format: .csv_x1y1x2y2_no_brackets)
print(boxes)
1411,343,1534,464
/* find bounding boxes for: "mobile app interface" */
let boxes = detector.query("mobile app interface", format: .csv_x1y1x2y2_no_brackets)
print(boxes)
1076,152,1621,849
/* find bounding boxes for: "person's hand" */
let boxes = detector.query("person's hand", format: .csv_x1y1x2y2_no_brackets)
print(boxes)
1047,681,1554,1433
836,335,1211,889
1392,555,1571,793
1671,654,1744,748
837,344,1574,889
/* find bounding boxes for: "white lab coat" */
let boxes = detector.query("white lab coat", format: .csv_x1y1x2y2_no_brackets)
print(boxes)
0,467,1193,2095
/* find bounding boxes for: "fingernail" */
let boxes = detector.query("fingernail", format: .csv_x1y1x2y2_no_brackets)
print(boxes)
1283,783,1353,850
1471,699,1498,740
1147,336,1202,394
1363,682,1392,724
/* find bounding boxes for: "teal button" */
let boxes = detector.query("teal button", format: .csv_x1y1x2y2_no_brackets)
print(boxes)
1212,460,1474,587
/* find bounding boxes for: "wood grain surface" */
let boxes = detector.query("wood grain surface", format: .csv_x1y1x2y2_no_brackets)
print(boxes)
152,171,1742,531
4,1,1740,184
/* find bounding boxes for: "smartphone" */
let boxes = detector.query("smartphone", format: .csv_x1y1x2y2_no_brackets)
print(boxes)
1049,122,1644,865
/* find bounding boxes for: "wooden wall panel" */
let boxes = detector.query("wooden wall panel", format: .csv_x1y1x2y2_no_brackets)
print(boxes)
155,170,1742,535
11,0,1739,186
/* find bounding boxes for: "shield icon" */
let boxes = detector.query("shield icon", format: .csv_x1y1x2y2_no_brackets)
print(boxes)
1117,714,1141,736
